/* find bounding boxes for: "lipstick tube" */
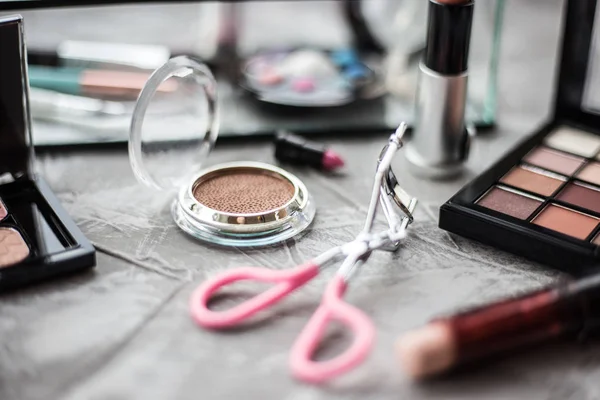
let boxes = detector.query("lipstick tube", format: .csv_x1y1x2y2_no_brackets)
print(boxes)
406,0,474,179
396,273,600,379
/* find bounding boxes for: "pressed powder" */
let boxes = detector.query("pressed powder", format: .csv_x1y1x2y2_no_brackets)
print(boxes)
499,166,564,196
556,182,600,214
576,162,600,186
532,204,599,240
523,146,584,176
0,228,30,268
0,199,6,221
193,171,295,214
476,186,542,220
544,127,600,158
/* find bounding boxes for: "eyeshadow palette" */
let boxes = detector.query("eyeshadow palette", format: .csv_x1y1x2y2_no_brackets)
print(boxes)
440,124,600,273
439,0,600,274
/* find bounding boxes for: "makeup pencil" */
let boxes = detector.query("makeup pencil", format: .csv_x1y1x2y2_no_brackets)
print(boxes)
395,273,600,379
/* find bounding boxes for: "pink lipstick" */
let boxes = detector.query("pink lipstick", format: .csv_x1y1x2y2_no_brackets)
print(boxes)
274,131,345,171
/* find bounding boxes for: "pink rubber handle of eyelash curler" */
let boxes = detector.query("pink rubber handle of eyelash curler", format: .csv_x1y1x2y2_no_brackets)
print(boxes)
289,275,375,384
189,262,320,329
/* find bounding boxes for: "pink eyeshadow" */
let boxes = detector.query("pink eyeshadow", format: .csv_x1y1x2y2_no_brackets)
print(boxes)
0,199,6,221
523,146,584,176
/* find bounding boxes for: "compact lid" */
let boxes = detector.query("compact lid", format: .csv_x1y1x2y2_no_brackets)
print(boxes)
0,15,34,180
129,56,219,191
555,0,600,127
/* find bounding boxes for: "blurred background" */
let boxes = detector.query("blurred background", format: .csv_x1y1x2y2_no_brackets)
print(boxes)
0,0,507,146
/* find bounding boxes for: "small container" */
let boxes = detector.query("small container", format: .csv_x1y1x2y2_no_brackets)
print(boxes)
129,56,316,247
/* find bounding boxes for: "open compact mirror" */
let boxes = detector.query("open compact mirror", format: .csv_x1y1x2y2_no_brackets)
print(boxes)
129,56,316,247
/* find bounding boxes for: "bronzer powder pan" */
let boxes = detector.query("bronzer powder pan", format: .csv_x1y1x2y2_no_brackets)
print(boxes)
130,57,315,247
439,0,600,274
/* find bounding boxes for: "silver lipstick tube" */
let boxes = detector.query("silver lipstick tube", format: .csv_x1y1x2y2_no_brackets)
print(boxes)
405,62,470,179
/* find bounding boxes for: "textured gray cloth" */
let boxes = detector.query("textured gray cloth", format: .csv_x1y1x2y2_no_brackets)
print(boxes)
3,1,600,399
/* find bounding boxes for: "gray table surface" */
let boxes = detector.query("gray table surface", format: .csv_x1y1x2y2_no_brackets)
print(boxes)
5,1,600,399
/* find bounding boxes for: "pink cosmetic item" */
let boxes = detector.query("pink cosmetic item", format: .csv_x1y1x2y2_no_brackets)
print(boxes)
292,77,316,93
189,125,417,383
0,199,7,221
274,131,345,172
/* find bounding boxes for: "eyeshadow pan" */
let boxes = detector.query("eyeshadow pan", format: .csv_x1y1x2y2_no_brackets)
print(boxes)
544,127,600,158
593,233,600,246
532,204,599,240
193,171,295,214
0,227,30,268
499,166,564,196
577,162,600,186
556,182,600,214
0,199,6,221
522,146,584,176
476,186,542,220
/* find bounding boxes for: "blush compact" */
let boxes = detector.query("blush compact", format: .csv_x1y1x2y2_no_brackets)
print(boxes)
129,56,315,247
0,15,95,291
440,0,600,274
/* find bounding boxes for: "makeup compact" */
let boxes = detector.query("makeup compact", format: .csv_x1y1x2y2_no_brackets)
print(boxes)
240,48,380,108
130,56,315,247
0,15,95,291
440,0,600,274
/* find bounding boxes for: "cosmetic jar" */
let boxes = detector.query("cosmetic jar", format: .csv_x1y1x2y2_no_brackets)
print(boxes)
129,56,315,247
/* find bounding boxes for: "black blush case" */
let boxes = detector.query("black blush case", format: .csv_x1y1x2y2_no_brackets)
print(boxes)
0,15,95,291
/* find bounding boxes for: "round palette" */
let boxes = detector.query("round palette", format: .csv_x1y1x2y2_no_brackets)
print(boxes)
240,48,379,108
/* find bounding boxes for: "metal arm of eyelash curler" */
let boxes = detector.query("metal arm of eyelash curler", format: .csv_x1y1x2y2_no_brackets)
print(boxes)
362,123,408,235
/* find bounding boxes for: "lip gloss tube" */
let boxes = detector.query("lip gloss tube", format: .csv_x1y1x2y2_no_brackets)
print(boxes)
395,273,600,379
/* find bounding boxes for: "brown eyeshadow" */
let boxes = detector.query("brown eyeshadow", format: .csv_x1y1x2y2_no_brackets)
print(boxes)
594,233,600,246
476,186,542,220
499,166,564,196
532,204,599,240
522,146,584,176
556,182,600,214
193,171,295,214
0,228,30,268
0,199,6,221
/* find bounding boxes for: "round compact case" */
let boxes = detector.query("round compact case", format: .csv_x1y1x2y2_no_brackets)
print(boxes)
129,56,315,247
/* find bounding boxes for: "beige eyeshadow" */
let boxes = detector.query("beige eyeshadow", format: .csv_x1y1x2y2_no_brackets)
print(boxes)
544,127,600,158
576,162,600,187
193,172,295,214
499,166,564,196
0,228,30,268
593,233,600,246
532,204,599,240
476,186,542,220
